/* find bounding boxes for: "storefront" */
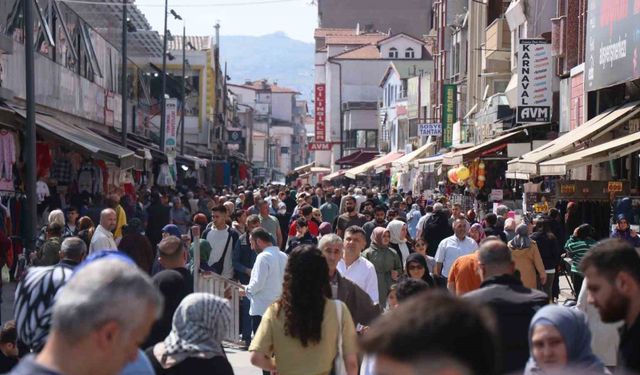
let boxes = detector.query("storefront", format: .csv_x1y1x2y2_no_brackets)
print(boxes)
343,151,404,187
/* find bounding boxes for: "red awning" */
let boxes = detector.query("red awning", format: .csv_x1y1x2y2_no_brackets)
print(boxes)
335,150,379,166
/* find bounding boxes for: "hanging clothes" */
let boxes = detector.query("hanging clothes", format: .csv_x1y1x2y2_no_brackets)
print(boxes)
50,158,73,186
156,163,174,186
36,143,52,178
0,130,16,181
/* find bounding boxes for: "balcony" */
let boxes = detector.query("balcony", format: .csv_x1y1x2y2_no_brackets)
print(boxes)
483,18,511,67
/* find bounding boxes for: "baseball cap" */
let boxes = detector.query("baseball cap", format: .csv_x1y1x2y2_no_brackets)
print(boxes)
162,224,182,237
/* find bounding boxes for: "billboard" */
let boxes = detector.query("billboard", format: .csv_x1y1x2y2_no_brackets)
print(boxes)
442,84,456,148
586,0,640,91
164,98,178,157
418,123,442,136
314,84,326,142
517,39,552,123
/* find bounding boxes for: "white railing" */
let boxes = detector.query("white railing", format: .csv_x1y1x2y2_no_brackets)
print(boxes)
193,239,242,344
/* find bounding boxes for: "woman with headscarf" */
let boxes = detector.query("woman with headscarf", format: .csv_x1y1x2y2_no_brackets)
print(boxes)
146,293,234,375
403,253,434,287
406,204,422,239
362,227,402,305
468,223,486,245
143,270,190,349
118,218,155,274
503,218,517,242
386,219,412,265
525,305,607,374
509,224,547,290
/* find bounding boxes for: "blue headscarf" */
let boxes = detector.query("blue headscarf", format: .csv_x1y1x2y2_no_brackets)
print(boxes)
525,305,605,374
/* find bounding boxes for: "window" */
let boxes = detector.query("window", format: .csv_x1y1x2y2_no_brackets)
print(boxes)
345,130,378,149
405,47,415,58
388,47,398,58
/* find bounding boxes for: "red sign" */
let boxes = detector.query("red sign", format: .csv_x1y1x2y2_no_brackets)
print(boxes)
396,105,407,116
308,142,333,151
315,84,326,142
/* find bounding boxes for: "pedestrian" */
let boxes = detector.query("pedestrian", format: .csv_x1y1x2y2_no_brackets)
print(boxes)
285,217,317,254
465,240,548,373
468,223,486,245
406,204,422,239
448,203,464,226
88,208,118,253
580,238,640,373
146,192,172,250
611,214,640,247
564,223,597,294
143,270,189,349
318,222,333,238
232,214,260,348
415,205,433,240
0,321,18,373
31,223,63,266
338,226,379,305
311,208,323,227
105,193,128,244
35,210,69,250
202,205,238,279
319,234,381,327
335,196,367,238
145,294,234,375
287,205,319,241
76,216,95,250
421,203,453,256
118,218,154,274
257,200,283,249
529,219,559,299
565,201,582,241
387,219,412,265
170,196,190,234
157,236,193,294
503,217,516,242
412,237,436,273
64,206,79,237
403,253,434,286
249,245,359,375
231,208,247,235
320,193,339,225
362,227,402,305
509,223,547,291
495,205,509,232
242,228,288,343
483,213,507,242
57,237,87,269
9,258,162,375
525,305,607,374
360,291,498,375
362,206,388,247
434,219,478,280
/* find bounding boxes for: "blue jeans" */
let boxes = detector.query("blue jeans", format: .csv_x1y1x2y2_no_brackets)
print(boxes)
240,297,252,343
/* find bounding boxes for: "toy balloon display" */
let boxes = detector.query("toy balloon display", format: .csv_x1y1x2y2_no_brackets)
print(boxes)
457,166,470,181
448,169,459,184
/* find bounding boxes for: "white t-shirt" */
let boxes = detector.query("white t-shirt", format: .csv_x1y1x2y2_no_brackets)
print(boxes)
337,256,379,304
205,226,234,279
435,235,478,277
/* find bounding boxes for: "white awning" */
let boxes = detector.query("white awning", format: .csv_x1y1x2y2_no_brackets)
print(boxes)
443,131,524,166
344,152,404,179
392,138,436,167
294,161,315,173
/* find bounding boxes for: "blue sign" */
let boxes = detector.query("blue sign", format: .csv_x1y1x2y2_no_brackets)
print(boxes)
418,123,442,136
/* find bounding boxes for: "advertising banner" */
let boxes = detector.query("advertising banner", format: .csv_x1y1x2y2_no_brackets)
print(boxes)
164,98,178,157
586,0,640,91
308,142,334,151
442,84,456,148
418,123,442,136
517,39,552,123
315,84,326,142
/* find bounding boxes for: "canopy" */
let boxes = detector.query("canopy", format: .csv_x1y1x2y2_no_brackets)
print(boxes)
310,166,332,174
345,152,404,179
392,139,436,167
335,150,379,166
323,169,346,181
539,132,640,175
294,161,315,173
507,100,640,179
443,130,524,166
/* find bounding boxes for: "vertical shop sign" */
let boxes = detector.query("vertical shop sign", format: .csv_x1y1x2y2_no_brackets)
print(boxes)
441,84,456,148
164,98,178,157
315,84,326,142
517,39,552,123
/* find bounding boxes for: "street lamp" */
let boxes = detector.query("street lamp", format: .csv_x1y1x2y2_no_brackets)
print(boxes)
160,3,182,153
121,1,136,147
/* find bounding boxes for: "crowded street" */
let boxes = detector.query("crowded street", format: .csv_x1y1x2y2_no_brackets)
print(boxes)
1,0,640,374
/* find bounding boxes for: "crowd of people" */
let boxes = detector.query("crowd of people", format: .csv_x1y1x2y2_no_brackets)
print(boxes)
0,183,639,375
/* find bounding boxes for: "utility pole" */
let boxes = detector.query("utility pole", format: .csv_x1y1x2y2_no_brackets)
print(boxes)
25,0,37,253
121,0,128,147
159,0,168,152
180,25,185,155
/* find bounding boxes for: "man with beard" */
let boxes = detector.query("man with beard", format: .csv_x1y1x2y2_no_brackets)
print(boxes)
362,206,388,247
581,238,640,373
336,196,367,238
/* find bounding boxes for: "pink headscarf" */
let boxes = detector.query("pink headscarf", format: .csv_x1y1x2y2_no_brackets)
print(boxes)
370,227,388,247
469,223,486,244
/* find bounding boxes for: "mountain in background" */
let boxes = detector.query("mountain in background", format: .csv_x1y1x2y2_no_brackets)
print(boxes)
220,32,315,104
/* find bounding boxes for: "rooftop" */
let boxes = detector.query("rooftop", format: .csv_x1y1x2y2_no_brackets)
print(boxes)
314,28,358,38
332,44,381,60
325,32,388,46
229,80,300,95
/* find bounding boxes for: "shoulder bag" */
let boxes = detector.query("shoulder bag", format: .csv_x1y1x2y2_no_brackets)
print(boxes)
333,300,348,375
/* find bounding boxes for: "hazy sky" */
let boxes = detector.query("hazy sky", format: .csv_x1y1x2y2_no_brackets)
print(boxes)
136,0,317,42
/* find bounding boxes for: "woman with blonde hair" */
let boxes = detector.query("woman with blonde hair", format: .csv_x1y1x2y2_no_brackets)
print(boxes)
35,209,70,249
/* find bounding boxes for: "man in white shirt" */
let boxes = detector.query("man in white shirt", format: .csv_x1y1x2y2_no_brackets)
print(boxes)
243,227,288,336
202,205,237,279
89,208,117,253
434,219,478,278
337,225,379,304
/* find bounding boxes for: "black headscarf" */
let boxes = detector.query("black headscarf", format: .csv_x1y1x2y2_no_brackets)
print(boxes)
404,253,434,287
143,270,189,348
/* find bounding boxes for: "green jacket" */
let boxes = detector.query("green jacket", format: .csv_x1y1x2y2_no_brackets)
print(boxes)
362,243,402,305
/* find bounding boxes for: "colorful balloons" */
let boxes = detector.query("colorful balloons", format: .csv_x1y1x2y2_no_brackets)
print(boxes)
448,168,459,184
457,165,470,181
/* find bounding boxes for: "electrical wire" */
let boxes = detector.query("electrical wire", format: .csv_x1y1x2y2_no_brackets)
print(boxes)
58,0,305,7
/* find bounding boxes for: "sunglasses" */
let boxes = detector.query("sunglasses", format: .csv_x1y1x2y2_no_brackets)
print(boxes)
408,264,424,271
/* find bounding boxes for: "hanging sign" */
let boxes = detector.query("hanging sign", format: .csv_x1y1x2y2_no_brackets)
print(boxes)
315,84,326,142
164,98,178,157
442,84,456,147
418,123,442,136
517,39,552,123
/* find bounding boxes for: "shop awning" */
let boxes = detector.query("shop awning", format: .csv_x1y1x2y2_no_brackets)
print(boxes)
335,150,379,166
294,161,315,173
415,154,444,172
538,132,640,175
507,100,640,179
176,154,209,169
345,151,404,179
323,169,346,181
310,166,332,174
392,138,436,167
13,108,135,169
443,130,524,166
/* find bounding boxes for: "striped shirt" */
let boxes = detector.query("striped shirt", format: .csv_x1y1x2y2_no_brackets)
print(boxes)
564,236,596,274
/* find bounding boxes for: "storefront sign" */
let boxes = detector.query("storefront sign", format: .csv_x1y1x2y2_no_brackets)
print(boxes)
308,142,333,151
228,130,242,144
315,84,326,142
396,105,408,116
586,0,640,91
164,98,178,157
490,189,504,202
418,123,442,136
517,39,552,123
442,84,456,148
560,183,576,194
608,181,623,193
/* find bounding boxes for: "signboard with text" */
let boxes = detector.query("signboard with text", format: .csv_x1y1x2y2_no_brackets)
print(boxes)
517,39,552,123
315,84,326,142
164,98,178,157
441,84,456,148
418,123,442,136
308,142,334,151
586,0,640,91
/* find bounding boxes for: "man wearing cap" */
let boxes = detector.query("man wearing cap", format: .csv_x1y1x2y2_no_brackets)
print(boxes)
161,224,182,239
89,208,118,254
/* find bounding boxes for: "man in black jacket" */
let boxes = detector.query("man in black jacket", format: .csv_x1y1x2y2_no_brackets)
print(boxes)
465,240,547,374
483,213,508,243
422,203,453,256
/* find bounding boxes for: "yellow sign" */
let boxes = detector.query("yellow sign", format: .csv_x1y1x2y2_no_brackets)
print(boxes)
608,181,623,193
560,184,576,194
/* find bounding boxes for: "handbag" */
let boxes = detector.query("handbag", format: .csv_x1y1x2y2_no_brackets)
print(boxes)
333,300,348,375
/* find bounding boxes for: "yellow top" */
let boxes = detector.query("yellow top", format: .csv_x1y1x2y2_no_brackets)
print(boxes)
113,204,127,240
249,299,358,375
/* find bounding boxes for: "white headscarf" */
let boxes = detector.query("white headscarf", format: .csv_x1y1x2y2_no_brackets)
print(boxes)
153,293,232,369
387,219,410,264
